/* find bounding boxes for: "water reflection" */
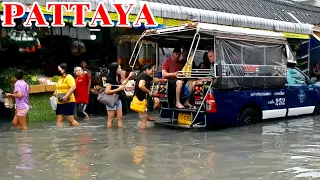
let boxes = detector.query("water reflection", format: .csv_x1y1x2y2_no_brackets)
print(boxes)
1,115,320,179
132,130,147,165
75,130,92,176
15,132,36,171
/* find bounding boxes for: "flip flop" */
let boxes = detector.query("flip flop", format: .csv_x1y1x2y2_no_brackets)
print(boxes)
147,117,155,121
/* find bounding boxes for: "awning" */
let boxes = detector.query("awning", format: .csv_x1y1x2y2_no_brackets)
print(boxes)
3,0,314,34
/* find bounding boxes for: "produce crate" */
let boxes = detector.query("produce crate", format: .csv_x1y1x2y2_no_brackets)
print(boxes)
29,85,45,94
45,85,56,92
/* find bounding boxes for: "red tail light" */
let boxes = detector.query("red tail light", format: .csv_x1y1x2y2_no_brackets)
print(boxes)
206,93,216,113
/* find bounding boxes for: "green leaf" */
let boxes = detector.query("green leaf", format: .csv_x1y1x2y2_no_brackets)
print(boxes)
31,75,37,81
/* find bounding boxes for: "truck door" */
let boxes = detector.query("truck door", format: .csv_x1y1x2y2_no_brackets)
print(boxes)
286,68,317,116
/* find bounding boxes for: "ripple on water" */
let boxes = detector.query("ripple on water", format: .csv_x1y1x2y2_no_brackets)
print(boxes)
283,167,320,178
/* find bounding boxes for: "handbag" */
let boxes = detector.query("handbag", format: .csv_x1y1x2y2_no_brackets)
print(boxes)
146,82,155,112
146,96,154,112
130,96,147,113
97,89,119,107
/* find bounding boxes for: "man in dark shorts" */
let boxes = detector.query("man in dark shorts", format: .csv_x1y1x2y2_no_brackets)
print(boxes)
162,47,194,109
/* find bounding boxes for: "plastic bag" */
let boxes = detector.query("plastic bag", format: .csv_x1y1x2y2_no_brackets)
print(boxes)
0,89,4,103
4,97,13,109
50,96,57,111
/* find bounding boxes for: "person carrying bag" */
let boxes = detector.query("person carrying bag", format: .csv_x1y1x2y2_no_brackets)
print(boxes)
102,62,134,128
130,64,167,129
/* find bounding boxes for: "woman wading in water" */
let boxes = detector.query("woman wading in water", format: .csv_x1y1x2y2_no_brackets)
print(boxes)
105,62,133,128
134,64,167,129
54,63,79,127
5,70,29,130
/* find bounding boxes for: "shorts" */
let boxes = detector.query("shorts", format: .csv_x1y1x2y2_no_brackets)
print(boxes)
56,102,75,116
17,108,29,117
106,100,122,111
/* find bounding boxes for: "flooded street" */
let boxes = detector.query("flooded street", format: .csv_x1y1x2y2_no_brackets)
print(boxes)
0,114,320,180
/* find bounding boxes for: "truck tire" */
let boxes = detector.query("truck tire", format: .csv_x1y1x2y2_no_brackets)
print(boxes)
313,103,320,116
238,108,259,126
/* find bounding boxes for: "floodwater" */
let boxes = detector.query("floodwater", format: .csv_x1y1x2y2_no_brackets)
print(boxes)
0,114,320,180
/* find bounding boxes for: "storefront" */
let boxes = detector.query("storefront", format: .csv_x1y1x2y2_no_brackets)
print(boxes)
0,2,164,120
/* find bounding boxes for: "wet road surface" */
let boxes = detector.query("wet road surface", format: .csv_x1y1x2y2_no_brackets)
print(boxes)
0,114,320,180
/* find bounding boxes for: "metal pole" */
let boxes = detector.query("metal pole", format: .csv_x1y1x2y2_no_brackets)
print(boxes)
155,42,159,77
308,40,311,77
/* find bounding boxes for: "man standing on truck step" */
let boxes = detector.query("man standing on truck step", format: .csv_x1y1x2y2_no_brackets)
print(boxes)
162,47,194,109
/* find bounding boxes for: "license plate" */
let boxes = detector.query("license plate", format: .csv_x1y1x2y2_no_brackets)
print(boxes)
178,113,192,125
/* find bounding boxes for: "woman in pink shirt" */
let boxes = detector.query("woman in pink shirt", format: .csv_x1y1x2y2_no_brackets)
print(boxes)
5,70,29,130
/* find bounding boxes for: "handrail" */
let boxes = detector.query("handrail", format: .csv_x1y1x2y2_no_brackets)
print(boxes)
176,69,214,79
191,80,214,126
186,32,201,65
129,34,145,69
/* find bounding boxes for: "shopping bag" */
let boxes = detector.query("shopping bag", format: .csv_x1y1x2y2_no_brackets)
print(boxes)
49,96,57,111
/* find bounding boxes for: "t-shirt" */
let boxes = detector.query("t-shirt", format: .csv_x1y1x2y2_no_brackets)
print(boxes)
56,74,76,104
162,58,184,78
85,69,92,77
106,77,121,95
14,80,29,110
75,73,90,104
134,73,153,101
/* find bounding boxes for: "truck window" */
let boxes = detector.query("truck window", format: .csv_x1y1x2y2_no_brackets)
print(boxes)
287,68,307,85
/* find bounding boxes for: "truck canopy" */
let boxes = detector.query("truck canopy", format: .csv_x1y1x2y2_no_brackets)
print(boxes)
131,22,295,90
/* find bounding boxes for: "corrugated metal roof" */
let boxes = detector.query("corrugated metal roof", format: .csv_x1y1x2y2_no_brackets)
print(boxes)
145,0,320,25
12,0,315,34
143,1,313,34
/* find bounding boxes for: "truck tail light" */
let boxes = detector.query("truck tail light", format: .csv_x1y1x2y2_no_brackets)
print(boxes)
206,93,216,113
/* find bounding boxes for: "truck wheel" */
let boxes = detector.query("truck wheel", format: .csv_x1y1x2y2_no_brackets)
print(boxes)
313,103,320,116
238,108,259,126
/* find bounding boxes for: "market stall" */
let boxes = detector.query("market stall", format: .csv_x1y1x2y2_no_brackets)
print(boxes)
0,68,58,121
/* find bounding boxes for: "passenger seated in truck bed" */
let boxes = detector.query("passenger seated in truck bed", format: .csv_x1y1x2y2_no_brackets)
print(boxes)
162,47,195,109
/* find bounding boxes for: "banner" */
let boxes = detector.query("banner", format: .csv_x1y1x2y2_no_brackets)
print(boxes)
0,2,164,28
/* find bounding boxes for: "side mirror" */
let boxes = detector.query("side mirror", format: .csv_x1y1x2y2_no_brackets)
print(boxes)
311,77,317,84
